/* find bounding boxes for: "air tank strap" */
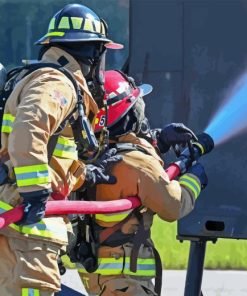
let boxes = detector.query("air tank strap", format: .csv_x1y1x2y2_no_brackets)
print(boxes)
109,142,151,155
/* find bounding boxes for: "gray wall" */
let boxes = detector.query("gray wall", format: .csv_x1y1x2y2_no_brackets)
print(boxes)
129,0,247,239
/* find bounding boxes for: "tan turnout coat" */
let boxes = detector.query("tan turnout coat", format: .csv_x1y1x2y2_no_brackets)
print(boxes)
79,133,199,296
0,47,98,294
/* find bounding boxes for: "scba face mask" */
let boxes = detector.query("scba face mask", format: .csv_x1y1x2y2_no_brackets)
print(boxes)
85,45,107,106
52,41,107,104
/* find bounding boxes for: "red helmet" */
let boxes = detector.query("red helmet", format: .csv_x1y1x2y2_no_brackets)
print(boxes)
94,70,152,133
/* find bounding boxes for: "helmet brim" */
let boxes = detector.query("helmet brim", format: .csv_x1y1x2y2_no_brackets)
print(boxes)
104,42,124,50
35,30,121,48
138,84,153,97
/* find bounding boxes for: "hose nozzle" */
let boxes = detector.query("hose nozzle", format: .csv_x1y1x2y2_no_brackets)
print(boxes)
194,132,214,157
177,132,214,173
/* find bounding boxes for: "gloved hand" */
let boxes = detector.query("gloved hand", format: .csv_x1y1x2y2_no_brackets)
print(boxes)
157,123,198,153
0,163,9,185
83,148,123,188
187,163,208,189
17,190,49,226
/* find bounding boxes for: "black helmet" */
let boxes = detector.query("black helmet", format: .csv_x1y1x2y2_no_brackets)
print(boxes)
35,4,113,45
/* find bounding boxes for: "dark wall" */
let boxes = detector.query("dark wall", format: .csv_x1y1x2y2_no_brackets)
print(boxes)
129,0,247,239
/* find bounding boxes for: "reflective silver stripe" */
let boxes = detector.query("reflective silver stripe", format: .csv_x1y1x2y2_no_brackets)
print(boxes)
179,174,201,199
77,257,156,276
53,136,77,160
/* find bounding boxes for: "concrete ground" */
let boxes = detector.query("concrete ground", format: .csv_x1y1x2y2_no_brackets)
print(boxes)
56,269,247,295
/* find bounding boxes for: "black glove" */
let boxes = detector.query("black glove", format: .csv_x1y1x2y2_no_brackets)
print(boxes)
17,190,49,226
157,123,198,153
83,148,123,188
0,163,9,185
187,163,208,189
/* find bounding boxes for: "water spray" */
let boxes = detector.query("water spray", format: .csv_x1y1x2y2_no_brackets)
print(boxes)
205,72,247,145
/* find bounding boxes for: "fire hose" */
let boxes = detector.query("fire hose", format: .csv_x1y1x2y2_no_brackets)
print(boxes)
0,133,214,229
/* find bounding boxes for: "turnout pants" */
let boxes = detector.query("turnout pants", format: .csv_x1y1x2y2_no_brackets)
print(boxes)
0,183,70,296
79,273,157,296
0,234,62,296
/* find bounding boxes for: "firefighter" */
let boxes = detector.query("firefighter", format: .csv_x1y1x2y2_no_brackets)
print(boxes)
0,4,122,296
75,70,208,296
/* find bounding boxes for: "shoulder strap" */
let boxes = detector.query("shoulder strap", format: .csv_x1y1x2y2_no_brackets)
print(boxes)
21,63,79,161
23,62,79,89
110,142,151,156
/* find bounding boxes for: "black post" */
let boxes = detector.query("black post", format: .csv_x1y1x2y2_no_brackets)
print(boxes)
184,240,207,296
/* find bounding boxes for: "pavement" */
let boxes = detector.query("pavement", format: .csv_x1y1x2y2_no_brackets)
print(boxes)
56,269,247,296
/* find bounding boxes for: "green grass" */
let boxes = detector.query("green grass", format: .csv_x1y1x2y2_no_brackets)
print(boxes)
152,216,247,270
62,216,247,270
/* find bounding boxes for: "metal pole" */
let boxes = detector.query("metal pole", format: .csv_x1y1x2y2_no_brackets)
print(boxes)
184,240,207,296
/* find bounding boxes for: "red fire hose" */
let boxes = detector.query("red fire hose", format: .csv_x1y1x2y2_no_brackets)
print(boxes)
0,163,181,229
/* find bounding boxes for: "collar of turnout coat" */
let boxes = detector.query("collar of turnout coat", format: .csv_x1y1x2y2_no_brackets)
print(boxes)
113,133,164,166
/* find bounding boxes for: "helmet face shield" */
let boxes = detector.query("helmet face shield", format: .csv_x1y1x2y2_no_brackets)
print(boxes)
78,43,102,59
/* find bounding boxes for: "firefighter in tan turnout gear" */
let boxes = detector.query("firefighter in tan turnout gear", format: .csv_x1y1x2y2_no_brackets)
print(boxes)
73,70,208,296
0,4,123,296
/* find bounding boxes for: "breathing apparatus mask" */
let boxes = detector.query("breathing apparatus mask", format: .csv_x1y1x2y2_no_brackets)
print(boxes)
108,96,146,138
54,41,107,105
83,44,106,106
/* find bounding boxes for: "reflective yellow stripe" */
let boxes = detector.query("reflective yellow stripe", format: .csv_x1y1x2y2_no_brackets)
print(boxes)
95,209,132,223
2,126,12,133
78,256,156,276
14,164,50,187
16,177,50,187
15,164,49,174
48,17,55,30
180,174,201,193
193,142,205,154
0,201,67,241
78,257,124,275
101,22,106,36
58,16,70,29
71,17,83,29
1,113,15,134
94,20,101,33
124,257,156,276
84,18,94,32
45,32,65,37
179,175,201,199
53,136,77,160
2,113,15,122
22,288,40,296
